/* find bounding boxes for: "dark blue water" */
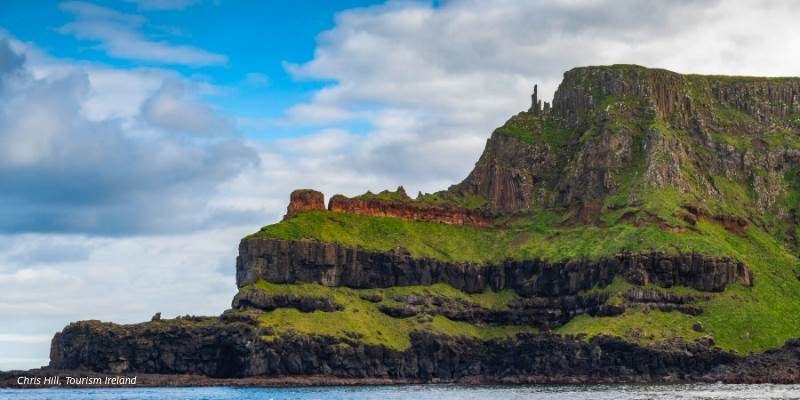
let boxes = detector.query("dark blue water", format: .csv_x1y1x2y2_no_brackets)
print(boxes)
2,384,800,400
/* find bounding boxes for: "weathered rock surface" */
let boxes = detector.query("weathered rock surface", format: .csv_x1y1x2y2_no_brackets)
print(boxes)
284,189,326,220
328,194,492,227
454,65,800,221
451,131,557,212
622,288,705,316
375,293,620,329
237,238,751,295
231,290,342,312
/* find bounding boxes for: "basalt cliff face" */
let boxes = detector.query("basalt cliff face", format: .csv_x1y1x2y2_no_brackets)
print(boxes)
48,65,800,384
236,239,750,295
454,66,800,218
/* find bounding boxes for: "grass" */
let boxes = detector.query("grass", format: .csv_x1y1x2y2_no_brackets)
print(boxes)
559,220,800,354
251,281,535,350
558,310,705,345
354,187,488,210
252,209,754,263
357,187,412,202
494,112,571,148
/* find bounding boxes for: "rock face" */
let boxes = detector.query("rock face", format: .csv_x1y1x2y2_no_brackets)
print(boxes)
284,189,326,220
375,292,621,329
454,65,800,220
452,132,556,212
328,194,492,227
50,318,741,382
231,289,342,313
236,238,751,295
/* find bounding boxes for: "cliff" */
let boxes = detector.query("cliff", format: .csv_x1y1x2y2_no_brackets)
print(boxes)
48,65,800,384
454,66,800,220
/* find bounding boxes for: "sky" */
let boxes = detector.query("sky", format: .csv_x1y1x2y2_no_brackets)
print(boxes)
1,0,800,370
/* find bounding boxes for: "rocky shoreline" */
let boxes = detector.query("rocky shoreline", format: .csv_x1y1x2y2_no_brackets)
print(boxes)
5,335,800,389
40,313,800,385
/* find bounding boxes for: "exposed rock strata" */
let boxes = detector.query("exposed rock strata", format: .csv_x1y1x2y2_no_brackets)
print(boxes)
328,194,492,227
375,293,621,329
451,132,557,212
622,288,705,316
236,238,752,295
231,290,342,313
455,65,800,216
284,189,326,220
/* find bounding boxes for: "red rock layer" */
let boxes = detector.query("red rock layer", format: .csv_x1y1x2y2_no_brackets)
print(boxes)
284,189,326,220
327,195,492,227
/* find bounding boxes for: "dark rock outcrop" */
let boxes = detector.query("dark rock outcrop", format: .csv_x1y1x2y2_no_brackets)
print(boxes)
622,288,705,316
237,238,752,295
376,293,620,329
231,290,342,313
706,339,800,384
50,318,742,382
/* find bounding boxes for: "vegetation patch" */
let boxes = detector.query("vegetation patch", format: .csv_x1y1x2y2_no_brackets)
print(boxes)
252,281,536,351
495,112,571,148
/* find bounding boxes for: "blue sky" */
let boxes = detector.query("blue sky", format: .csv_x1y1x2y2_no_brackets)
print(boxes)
2,0,800,371
1,0,380,138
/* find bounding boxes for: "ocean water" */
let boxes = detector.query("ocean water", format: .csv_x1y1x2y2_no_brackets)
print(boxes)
2,384,800,400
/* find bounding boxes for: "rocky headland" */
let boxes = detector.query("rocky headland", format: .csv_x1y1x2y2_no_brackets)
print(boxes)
15,65,800,386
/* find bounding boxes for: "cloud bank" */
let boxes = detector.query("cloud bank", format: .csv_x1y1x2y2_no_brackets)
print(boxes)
0,39,258,235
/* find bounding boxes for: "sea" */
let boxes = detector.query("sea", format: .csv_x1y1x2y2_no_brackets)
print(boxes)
2,384,800,400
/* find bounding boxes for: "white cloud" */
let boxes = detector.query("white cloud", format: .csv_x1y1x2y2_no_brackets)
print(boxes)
0,38,259,234
141,80,233,135
59,1,227,66
0,334,53,344
0,228,245,371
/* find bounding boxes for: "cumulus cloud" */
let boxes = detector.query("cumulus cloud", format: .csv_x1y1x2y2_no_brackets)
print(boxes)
278,0,800,196
59,1,227,66
0,39,259,235
141,80,233,135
